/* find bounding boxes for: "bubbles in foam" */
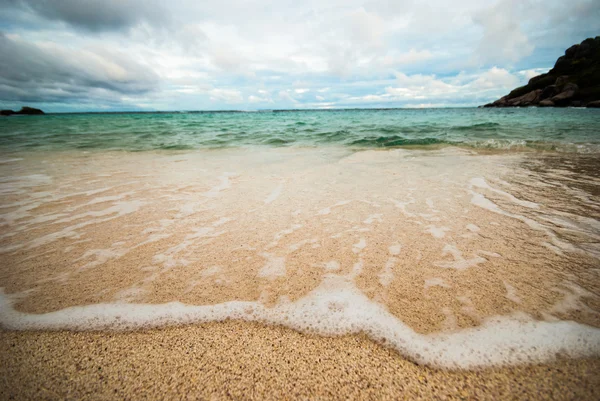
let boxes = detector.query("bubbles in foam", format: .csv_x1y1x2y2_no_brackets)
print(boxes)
264,182,284,204
352,238,367,253
424,278,450,290
1,280,599,370
388,244,401,255
201,266,222,277
425,225,450,238
466,224,480,233
363,214,383,224
204,172,235,197
258,253,286,279
77,248,129,270
470,177,539,209
324,261,341,271
434,244,487,270
378,257,397,287
503,281,522,304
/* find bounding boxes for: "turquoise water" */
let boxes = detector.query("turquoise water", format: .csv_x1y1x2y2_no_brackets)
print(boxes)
1,108,599,153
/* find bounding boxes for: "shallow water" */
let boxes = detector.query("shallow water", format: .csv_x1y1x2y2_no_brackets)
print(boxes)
1,108,599,153
1,110,600,369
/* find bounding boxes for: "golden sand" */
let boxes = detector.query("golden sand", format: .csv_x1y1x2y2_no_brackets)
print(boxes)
1,147,599,398
1,323,599,400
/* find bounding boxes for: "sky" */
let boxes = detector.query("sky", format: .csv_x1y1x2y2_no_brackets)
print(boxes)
0,0,598,112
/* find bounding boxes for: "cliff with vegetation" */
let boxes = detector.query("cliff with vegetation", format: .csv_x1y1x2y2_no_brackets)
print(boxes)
483,37,600,108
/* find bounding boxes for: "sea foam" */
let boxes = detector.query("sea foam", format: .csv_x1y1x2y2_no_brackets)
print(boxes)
1,276,599,370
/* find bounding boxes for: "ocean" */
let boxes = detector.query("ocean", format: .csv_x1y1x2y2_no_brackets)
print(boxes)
1,108,600,153
1,108,599,370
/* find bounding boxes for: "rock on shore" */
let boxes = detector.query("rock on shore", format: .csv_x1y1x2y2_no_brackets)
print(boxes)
0,106,45,116
483,37,600,108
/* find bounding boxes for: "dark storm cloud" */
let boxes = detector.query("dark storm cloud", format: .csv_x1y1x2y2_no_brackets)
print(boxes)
0,32,158,103
0,0,168,32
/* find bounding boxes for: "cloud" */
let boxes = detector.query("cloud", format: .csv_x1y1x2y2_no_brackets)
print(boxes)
518,67,551,81
334,67,525,108
382,49,434,67
0,0,597,110
346,7,385,49
248,94,272,103
470,67,520,90
473,0,534,64
1,0,168,32
209,88,243,103
0,32,158,104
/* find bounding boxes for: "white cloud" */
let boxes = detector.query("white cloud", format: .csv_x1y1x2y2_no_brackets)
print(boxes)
0,0,596,110
470,67,520,90
382,49,434,67
248,94,272,103
472,0,534,64
346,8,385,49
518,68,551,81
209,88,243,103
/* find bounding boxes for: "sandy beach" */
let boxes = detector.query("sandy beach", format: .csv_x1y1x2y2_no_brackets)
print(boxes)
1,147,599,399
1,1,600,398
2,322,600,400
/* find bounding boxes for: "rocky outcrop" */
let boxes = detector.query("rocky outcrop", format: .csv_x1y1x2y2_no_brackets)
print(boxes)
0,106,45,116
483,36,600,108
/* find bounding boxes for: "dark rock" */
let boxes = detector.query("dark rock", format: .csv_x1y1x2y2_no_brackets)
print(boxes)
551,89,577,106
540,85,558,100
586,100,600,108
571,100,582,107
1,107,45,116
554,75,571,88
482,36,600,108
565,44,579,58
508,89,542,106
16,107,44,115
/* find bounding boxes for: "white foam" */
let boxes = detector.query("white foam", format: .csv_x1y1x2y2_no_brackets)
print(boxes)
352,238,367,253
469,190,580,255
390,198,416,217
204,173,235,197
378,257,397,287
470,177,539,209
258,253,286,279
363,214,383,224
201,266,222,277
264,182,284,204
424,278,450,290
324,261,341,271
441,307,458,331
1,280,599,370
388,244,401,255
318,200,351,215
503,281,522,304
434,244,487,270
466,224,480,233
425,225,450,238
77,248,128,270
549,282,596,316
0,158,23,164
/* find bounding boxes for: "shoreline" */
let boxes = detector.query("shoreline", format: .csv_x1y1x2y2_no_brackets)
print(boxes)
2,321,600,400
1,146,599,398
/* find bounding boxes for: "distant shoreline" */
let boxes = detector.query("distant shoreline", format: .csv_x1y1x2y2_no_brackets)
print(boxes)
5,106,600,115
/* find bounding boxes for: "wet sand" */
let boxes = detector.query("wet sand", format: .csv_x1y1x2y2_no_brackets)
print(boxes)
1,147,599,398
1,322,600,400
